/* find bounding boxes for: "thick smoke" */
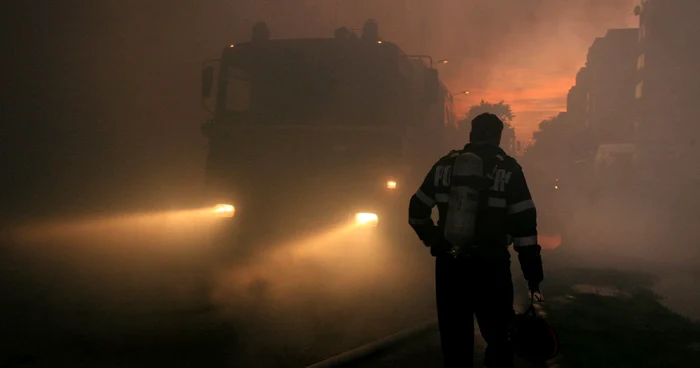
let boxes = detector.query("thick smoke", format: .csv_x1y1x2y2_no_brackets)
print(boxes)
417,0,640,135
9,1,697,366
206,226,436,365
3,0,641,215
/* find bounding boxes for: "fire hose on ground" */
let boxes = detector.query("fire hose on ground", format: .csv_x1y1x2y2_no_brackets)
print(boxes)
304,319,438,368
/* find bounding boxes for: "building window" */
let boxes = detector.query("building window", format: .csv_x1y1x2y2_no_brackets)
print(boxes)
637,53,645,70
635,81,644,100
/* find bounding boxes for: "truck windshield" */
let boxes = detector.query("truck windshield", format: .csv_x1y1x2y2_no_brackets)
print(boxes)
220,42,399,125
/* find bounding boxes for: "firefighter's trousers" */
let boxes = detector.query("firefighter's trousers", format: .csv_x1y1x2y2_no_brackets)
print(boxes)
435,255,515,368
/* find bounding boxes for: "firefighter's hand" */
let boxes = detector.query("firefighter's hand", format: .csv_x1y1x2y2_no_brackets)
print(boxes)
530,289,544,303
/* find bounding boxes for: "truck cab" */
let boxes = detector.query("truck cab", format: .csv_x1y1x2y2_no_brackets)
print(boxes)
200,21,457,248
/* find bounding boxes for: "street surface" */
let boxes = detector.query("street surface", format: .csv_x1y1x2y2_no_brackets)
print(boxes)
0,220,437,368
347,305,553,368
2,216,699,368
347,326,477,368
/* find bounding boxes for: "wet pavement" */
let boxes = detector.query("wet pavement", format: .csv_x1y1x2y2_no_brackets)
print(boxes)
546,246,700,322
652,267,700,322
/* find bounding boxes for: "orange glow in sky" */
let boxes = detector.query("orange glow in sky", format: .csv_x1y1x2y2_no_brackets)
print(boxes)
427,0,641,143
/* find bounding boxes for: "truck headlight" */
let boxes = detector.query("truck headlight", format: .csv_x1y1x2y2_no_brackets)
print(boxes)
213,204,235,218
355,212,378,227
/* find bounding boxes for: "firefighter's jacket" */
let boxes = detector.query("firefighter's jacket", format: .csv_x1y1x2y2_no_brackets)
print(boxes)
408,143,543,284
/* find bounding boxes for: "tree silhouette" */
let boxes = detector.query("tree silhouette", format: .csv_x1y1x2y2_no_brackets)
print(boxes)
526,113,570,164
461,100,517,155
525,112,596,165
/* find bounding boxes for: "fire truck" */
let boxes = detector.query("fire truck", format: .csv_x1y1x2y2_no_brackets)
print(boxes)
200,20,457,248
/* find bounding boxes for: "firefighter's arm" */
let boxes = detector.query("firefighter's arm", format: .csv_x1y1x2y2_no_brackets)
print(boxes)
408,165,438,246
506,166,544,288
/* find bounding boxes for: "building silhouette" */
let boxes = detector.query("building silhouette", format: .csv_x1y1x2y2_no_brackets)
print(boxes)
558,0,700,185
634,0,700,169
566,67,590,128
586,29,639,144
563,29,638,162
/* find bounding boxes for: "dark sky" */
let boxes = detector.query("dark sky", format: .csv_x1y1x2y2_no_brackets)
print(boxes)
1,0,639,219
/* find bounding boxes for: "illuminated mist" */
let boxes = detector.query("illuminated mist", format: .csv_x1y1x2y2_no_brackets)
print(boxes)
3,0,699,367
